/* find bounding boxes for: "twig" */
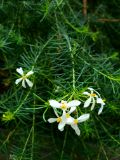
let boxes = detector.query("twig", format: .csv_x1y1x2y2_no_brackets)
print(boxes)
97,18,120,22
83,0,87,16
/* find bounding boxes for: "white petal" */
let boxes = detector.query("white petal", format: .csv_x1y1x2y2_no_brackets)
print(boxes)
69,106,76,114
66,117,74,124
88,87,94,91
67,100,81,108
22,80,26,88
26,70,34,76
58,121,65,131
16,67,24,75
91,98,96,110
59,127,64,131
61,100,67,104
83,91,90,95
97,98,105,105
71,124,80,136
15,78,22,84
84,97,92,108
48,118,57,123
98,105,104,115
25,79,33,87
78,114,90,123
49,100,61,108
62,110,66,117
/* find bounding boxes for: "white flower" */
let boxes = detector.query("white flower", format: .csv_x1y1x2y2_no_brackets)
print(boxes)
83,87,105,114
48,110,75,131
15,67,34,88
67,114,90,136
49,100,81,113
48,112,67,131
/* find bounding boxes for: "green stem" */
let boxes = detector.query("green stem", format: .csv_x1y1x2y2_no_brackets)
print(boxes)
71,43,77,91
13,90,30,115
19,127,32,160
60,129,68,160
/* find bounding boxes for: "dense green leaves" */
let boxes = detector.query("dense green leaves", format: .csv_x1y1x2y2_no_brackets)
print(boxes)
0,0,120,160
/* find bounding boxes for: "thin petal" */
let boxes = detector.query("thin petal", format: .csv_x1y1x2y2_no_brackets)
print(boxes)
69,106,76,114
71,124,80,136
78,114,90,123
26,79,33,87
66,117,74,124
98,105,104,115
48,118,57,123
26,70,34,76
84,97,92,108
49,100,61,108
59,127,64,132
16,67,24,75
88,87,94,91
22,80,26,88
61,111,67,122
91,98,96,110
83,91,90,95
58,121,65,131
62,110,66,117
15,78,22,84
67,100,81,108
97,98,105,105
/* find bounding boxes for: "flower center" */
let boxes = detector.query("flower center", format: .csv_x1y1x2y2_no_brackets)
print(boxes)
61,102,67,110
66,113,70,118
90,93,96,97
57,117,62,123
22,75,27,80
74,119,78,124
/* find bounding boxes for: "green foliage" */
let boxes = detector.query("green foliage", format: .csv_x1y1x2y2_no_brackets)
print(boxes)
0,0,120,160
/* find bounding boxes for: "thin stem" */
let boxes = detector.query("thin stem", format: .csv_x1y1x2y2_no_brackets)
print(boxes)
19,127,32,160
13,90,30,115
31,96,36,160
83,0,87,16
94,118,109,160
71,43,77,91
60,128,68,160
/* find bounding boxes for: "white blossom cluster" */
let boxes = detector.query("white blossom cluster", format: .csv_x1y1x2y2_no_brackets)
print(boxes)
15,67,105,136
48,88,105,136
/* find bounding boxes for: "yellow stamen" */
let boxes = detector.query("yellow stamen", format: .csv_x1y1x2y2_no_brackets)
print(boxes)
74,119,78,124
22,74,29,80
22,75,26,80
61,102,67,110
90,93,96,97
66,113,70,118
57,117,62,123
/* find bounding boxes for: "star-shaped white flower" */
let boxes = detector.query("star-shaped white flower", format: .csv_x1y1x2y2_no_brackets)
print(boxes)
67,114,90,136
83,87,105,114
48,111,67,131
49,100,81,113
15,67,34,88
48,109,75,131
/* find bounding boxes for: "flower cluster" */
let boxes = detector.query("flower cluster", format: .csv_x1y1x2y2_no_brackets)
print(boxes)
83,87,105,115
48,100,89,136
48,88,105,136
15,67,105,136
